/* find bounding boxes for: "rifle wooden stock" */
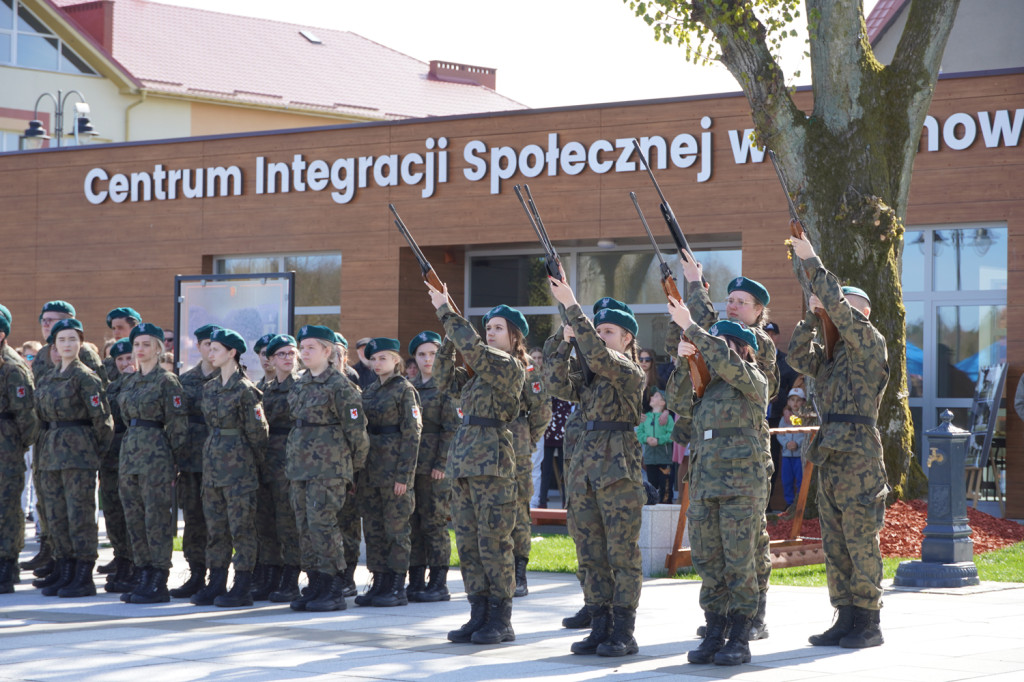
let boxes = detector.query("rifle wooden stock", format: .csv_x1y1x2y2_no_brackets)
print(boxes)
789,221,839,360
661,276,710,398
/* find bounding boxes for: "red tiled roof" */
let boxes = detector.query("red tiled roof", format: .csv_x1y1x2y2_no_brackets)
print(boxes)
865,0,909,44
51,0,524,119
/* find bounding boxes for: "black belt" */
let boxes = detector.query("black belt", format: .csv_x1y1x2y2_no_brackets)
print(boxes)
294,419,340,428
129,418,164,429
48,419,91,429
0,411,15,420
189,415,206,425
462,415,506,428
698,427,760,441
269,426,291,436
822,413,876,428
368,424,401,435
114,424,127,434
585,420,632,432
421,424,442,434
211,427,240,436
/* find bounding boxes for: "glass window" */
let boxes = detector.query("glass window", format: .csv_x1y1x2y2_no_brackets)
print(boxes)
1,0,13,30
935,304,1006,399
0,32,10,65
16,33,58,70
16,1,49,34
902,231,925,292
469,254,570,309
283,254,341,308
215,256,278,276
905,301,924,398
932,227,1007,291
60,43,95,74
296,312,340,331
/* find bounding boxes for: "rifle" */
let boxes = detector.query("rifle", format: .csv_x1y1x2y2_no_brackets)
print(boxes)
513,184,594,385
766,150,840,360
630,192,711,398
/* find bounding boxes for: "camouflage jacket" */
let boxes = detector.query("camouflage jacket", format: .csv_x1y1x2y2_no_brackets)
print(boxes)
0,352,40,471
544,304,644,492
103,373,128,470
667,324,768,500
263,372,295,475
286,365,369,483
434,304,524,480
511,363,551,458
787,256,889,463
200,369,268,488
117,367,188,477
102,355,119,382
362,372,422,487
178,363,217,472
32,343,105,386
412,347,461,474
562,408,583,465
34,357,113,471
2,343,24,366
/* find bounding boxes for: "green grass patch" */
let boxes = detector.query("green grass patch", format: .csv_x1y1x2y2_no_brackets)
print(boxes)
173,535,182,553
448,530,579,573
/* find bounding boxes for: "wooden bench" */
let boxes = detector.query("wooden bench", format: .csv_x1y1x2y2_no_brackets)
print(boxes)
530,508,567,526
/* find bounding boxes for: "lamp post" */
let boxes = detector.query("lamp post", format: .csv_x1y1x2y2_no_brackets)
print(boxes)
20,90,99,150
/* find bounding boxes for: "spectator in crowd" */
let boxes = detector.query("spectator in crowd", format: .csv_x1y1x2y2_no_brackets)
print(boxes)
163,331,175,354
637,390,675,503
158,353,175,373
764,322,797,511
776,388,810,508
537,397,571,509
21,340,42,363
404,357,419,381
352,338,376,390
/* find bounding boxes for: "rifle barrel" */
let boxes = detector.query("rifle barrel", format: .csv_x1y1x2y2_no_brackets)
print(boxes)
630,192,671,269
767,150,801,225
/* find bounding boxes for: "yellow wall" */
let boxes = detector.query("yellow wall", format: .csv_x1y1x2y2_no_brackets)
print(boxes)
189,101,357,136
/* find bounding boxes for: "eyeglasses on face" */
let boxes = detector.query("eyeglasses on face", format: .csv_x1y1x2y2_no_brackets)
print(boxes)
725,297,754,307
273,351,297,359
639,356,654,362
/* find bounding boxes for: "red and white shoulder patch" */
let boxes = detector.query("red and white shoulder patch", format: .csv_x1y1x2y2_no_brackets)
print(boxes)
350,408,359,420
457,408,464,419
173,396,182,408
16,386,26,398
254,405,264,421
411,405,421,420
526,364,535,372
90,394,101,408
531,381,542,394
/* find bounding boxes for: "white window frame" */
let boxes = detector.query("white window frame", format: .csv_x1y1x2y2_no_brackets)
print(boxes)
213,251,342,321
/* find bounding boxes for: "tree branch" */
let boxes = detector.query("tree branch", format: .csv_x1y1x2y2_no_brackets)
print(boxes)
807,0,869,133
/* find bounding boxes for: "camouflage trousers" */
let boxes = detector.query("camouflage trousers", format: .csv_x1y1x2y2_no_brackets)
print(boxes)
31,453,48,545
451,475,516,599
568,477,645,610
291,477,346,574
0,466,25,560
756,461,772,592
202,483,257,571
512,448,533,558
689,495,764,617
38,468,98,561
410,473,452,567
360,484,415,574
817,448,887,610
99,466,129,559
176,470,207,567
337,488,361,569
120,470,174,570
256,473,300,567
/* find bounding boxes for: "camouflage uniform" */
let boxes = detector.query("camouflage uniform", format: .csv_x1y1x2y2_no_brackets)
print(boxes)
787,256,889,611
0,352,39,565
260,372,300,568
178,364,216,568
34,358,114,562
100,373,130,563
287,365,368,575
118,368,188,570
433,304,524,600
544,305,646,611
338,365,365,572
666,325,769,619
200,369,268,571
510,367,551,560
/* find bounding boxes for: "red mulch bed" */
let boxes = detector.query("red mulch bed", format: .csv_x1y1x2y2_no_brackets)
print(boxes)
768,499,1024,558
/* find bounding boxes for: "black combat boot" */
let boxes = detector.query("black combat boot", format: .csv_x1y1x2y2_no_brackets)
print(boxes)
808,605,856,646
269,565,301,602
307,572,348,612
570,605,611,654
714,614,752,665
290,571,325,611
372,571,407,607
597,606,640,657
562,604,592,629
406,565,427,602
20,541,51,571
131,568,170,604
447,595,489,643
251,564,282,601
419,566,450,602
122,566,153,602
839,607,883,648
749,590,769,640
33,557,56,578
340,563,357,597
58,560,97,598
471,597,515,644
38,558,75,596
105,558,136,593
0,558,17,593
354,571,386,606
96,557,119,575
513,556,529,597
169,563,206,599
250,563,265,598
214,570,254,607
688,611,728,663
190,567,228,605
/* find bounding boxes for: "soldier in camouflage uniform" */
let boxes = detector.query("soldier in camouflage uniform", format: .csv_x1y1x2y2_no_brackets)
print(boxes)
251,332,278,594
427,284,525,646
334,331,364,596
788,233,889,649
406,331,459,603
677,258,779,642
33,318,114,598
170,323,220,598
544,283,645,659
190,328,269,608
100,339,135,593
117,324,189,603
287,325,369,612
0,307,40,594
355,337,422,608
99,307,141,395
665,301,768,667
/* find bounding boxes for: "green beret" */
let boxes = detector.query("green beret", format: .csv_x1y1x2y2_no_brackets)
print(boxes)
0,303,11,323
710,320,758,353
129,322,164,344
483,304,529,336
842,286,871,305
297,324,336,344
209,328,246,356
409,330,442,356
110,338,133,358
593,297,634,316
0,315,8,336
364,337,401,359
48,318,84,344
265,334,297,358
40,300,75,319
254,333,276,355
593,307,638,336
727,277,770,306
335,332,348,349
194,324,222,341
106,307,141,328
